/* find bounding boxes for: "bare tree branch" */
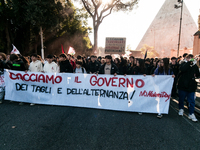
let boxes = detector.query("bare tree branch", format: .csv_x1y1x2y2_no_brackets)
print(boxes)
100,6,115,23
80,0,139,52
81,0,94,17
99,0,119,20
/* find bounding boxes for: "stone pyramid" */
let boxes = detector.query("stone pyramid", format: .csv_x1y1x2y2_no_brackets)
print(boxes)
136,0,197,57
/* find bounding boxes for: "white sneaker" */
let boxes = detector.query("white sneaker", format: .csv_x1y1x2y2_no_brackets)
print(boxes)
138,112,142,115
19,102,24,105
30,103,35,106
188,114,198,122
157,114,163,119
178,109,184,116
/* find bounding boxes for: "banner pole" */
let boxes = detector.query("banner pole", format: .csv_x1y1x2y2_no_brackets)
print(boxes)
40,26,44,60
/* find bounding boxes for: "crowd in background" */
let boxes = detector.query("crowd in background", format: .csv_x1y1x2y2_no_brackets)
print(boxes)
0,52,200,121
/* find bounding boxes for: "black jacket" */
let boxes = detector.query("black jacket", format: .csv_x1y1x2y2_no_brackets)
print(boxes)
127,66,135,75
178,61,200,92
9,60,26,71
170,63,179,76
59,60,73,73
145,63,152,75
150,66,157,75
99,63,119,75
0,60,10,71
128,66,147,75
118,65,128,75
82,59,88,71
87,61,100,73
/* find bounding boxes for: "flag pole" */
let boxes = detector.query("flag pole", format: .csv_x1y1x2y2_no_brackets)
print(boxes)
40,26,44,60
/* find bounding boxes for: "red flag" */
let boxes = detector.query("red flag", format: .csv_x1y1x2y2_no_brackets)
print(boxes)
61,44,65,53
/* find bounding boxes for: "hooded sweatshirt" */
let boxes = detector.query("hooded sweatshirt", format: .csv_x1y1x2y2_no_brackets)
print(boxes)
44,62,58,73
29,60,43,72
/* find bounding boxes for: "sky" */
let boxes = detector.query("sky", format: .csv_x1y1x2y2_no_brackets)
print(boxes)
73,0,200,50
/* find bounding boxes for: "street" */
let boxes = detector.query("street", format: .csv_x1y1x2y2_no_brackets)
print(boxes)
0,99,200,150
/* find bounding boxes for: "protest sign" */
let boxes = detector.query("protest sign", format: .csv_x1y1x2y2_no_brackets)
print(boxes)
4,70,174,114
105,37,126,54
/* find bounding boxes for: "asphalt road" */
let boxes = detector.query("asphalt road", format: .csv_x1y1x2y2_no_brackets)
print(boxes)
0,100,200,150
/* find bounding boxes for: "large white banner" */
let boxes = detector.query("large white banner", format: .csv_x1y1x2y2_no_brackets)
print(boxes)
4,70,174,114
0,74,5,87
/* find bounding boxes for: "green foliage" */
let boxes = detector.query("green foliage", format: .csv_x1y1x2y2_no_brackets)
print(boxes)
140,44,160,58
0,0,92,55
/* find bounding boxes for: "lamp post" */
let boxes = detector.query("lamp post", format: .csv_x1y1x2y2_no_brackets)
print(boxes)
174,0,183,57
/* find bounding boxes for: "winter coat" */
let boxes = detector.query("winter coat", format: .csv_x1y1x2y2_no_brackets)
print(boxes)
178,61,200,92
118,64,128,75
59,60,73,73
128,66,147,75
9,60,26,71
170,63,179,76
87,61,100,73
99,63,119,75
154,67,173,75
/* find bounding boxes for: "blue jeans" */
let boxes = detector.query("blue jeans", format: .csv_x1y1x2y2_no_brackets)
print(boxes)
178,89,195,114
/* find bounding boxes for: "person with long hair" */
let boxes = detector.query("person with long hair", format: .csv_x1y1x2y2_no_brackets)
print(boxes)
154,58,174,75
170,57,179,97
0,52,10,69
0,52,8,104
128,56,135,68
127,57,136,75
153,58,175,118
118,57,128,75
114,58,120,69
128,58,147,115
150,59,159,75
133,59,147,75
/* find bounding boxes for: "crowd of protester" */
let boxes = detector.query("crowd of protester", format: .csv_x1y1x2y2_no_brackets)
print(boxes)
0,52,199,121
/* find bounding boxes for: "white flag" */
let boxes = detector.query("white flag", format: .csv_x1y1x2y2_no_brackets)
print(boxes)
11,44,20,54
68,46,75,55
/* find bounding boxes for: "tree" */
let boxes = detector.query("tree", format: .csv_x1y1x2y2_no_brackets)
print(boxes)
140,44,160,58
78,0,139,53
0,0,92,55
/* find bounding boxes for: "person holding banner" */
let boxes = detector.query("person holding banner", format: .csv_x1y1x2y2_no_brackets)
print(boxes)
59,54,73,73
177,54,200,122
153,58,175,118
135,59,148,75
154,58,174,76
87,55,100,74
76,55,88,71
9,54,26,72
44,55,59,73
28,53,44,106
118,57,128,75
127,56,135,69
0,53,7,104
74,61,87,74
67,54,76,70
170,57,179,98
8,54,27,105
0,53,10,70
29,54,43,73
99,55,118,75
